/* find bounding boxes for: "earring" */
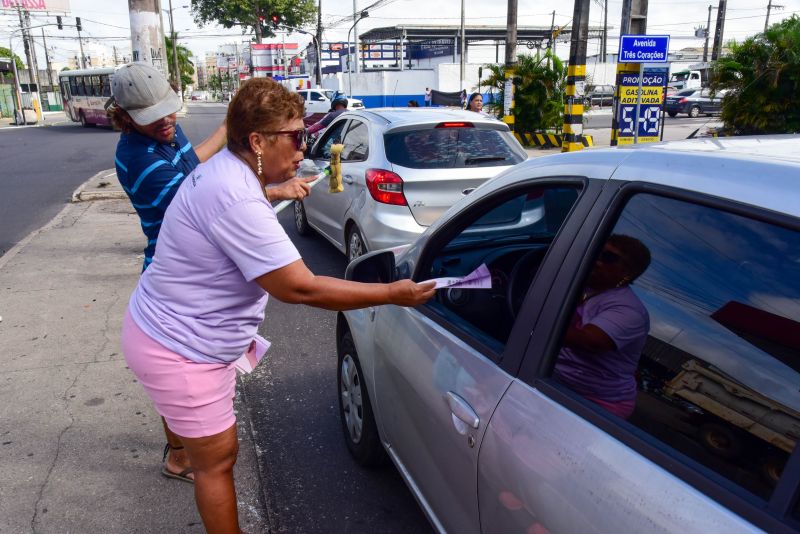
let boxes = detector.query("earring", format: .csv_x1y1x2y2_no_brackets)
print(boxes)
256,150,263,176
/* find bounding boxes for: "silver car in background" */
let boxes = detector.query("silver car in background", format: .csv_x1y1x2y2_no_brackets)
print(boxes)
294,108,528,260
337,136,800,533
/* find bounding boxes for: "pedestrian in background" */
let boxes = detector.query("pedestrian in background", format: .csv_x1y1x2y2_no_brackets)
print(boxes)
307,96,348,135
407,99,420,107
106,62,228,485
424,87,432,106
460,89,467,109
120,78,436,533
466,92,488,115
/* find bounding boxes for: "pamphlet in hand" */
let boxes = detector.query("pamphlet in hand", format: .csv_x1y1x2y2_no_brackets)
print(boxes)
425,263,492,290
234,335,271,374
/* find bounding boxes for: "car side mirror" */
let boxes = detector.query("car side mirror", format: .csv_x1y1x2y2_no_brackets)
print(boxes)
345,250,396,284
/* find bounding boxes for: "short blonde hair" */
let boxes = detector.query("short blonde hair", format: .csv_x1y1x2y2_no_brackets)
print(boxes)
226,78,305,155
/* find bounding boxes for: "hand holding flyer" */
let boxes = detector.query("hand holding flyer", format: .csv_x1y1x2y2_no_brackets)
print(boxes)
425,263,492,290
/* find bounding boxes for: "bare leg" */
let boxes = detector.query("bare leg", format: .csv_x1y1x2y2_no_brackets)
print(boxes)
180,424,241,534
162,417,193,480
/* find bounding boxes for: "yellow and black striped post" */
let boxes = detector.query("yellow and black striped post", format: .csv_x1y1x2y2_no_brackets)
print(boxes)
502,67,515,131
562,0,591,152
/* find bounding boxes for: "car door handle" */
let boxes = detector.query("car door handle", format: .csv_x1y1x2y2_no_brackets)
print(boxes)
446,391,479,430
343,175,354,184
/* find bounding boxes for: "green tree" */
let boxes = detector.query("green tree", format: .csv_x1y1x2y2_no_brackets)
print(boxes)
191,0,317,43
483,51,566,134
0,46,25,70
711,15,800,135
165,36,196,94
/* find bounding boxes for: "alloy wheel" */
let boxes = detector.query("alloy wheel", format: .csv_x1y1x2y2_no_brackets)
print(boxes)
340,353,363,444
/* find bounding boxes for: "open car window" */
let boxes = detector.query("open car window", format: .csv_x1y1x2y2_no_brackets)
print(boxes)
422,186,581,350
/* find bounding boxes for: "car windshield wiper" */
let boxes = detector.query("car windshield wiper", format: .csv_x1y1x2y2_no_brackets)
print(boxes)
464,156,507,165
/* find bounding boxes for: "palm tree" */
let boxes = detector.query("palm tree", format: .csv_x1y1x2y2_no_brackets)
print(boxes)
483,50,566,133
165,36,196,97
711,15,800,134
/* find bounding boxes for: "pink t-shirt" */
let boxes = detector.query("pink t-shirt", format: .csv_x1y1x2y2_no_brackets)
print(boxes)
128,148,301,364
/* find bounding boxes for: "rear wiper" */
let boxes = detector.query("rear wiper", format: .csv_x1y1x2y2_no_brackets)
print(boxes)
465,156,507,165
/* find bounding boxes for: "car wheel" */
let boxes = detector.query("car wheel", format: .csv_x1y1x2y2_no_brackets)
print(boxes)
346,225,367,262
667,111,678,118
699,422,744,460
79,111,91,128
293,200,312,236
337,331,386,467
689,105,701,118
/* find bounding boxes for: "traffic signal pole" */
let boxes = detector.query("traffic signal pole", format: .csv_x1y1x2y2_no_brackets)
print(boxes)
562,0,590,152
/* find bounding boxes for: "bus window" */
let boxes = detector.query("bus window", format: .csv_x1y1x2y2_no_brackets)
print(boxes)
75,77,86,96
101,75,111,97
60,80,71,99
90,76,100,96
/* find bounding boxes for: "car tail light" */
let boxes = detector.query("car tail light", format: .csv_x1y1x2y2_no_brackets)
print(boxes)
435,122,474,128
679,97,688,103
366,169,407,206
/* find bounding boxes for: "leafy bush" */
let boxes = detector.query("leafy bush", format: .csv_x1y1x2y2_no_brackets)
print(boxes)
712,15,800,134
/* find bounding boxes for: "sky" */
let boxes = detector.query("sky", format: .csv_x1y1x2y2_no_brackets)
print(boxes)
1,0,799,67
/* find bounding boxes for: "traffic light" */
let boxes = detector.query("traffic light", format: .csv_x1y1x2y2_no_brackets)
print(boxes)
75,17,82,31
56,15,63,30
270,14,280,29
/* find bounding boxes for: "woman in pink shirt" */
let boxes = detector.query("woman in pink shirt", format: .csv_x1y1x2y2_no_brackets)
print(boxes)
120,78,435,533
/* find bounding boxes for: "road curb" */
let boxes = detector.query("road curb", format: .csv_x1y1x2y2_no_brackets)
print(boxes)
71,169,127,202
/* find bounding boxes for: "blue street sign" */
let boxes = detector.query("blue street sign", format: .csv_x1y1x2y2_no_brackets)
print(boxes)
619,35,670,63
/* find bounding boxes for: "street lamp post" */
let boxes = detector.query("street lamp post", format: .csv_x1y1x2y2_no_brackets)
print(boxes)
347,11,368,97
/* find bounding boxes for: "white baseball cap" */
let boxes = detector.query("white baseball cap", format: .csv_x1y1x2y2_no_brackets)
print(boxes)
111,62,182,126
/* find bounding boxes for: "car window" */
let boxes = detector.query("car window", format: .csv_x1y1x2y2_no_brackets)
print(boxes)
676,89,696,96
340,120,369,161
297,91,307,101
384,127,526,169
423,185,581,349
313,119,348,160
310,91,325,101
700,89,710,97
549,193,800,502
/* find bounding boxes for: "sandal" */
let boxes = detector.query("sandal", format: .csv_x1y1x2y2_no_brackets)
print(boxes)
161,443,194,484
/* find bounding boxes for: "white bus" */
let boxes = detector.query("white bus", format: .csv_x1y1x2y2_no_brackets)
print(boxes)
58,67,115,127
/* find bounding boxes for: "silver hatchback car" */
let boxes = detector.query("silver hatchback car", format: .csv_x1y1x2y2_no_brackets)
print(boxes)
294,108,527,260
337,136,800,533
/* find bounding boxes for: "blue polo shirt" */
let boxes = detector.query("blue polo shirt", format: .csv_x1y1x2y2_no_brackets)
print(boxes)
115,124,200,271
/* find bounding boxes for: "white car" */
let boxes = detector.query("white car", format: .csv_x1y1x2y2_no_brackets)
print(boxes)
297,89,364,115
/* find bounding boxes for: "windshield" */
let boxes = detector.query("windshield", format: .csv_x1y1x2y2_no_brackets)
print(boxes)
384,127,526,169
323,90,335,100
671,72,690,82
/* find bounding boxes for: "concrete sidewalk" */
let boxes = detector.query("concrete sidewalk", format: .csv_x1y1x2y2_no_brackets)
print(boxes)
0,172,268,533
0,111,71,130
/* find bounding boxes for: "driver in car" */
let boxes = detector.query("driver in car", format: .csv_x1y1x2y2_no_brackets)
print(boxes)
554,234,651,419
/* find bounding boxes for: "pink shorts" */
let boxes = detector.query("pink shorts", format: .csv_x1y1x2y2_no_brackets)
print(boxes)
121,310,237,438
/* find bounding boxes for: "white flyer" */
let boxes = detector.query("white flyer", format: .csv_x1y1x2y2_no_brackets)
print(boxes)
427,263,492,290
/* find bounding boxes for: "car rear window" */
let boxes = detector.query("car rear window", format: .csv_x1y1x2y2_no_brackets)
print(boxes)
384,127,525,169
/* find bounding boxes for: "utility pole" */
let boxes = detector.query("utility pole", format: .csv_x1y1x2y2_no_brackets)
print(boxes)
353,0,361,74
502,0,517,128
711,0,727,61
562,0,590,152
167,0,182,96
41,28,54,91
703,5,713,62
548,10,556,67
315,0,323,86
459,0,465,91
128,0,167,76
76,17,86,69
602,0,608,62
764,0,783,32
113,45,119,66
18,8,43,121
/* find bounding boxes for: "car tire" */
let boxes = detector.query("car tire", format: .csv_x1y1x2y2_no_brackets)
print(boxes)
699,422,744,460
79,111,91,128
337,331,386,468
293,200,312,236
346,225,367,262
689,105,701,118
667,111,678,118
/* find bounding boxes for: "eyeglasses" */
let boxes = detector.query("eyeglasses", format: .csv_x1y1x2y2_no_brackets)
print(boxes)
262,128,308,150
598,249,625,264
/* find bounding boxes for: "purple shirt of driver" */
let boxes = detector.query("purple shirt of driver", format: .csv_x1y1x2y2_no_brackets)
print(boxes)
554,286,650,404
